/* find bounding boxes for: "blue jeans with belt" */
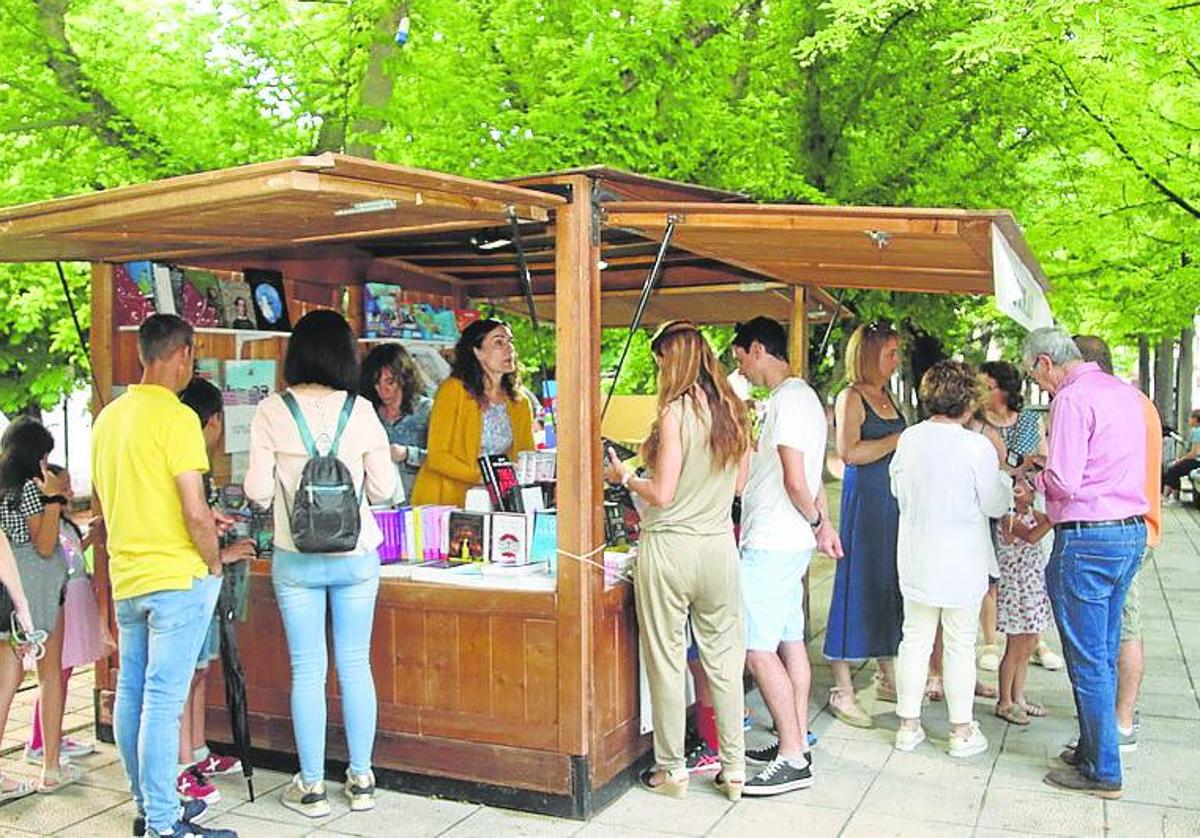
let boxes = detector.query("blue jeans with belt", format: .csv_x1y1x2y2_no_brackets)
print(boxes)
1046,520,1145,787
114,574,221,833
271,548,380,783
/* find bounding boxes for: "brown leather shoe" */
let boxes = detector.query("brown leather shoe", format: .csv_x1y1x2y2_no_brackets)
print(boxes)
1043,767,1121,799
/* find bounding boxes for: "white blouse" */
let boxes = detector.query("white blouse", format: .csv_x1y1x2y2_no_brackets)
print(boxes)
889,420,1013,608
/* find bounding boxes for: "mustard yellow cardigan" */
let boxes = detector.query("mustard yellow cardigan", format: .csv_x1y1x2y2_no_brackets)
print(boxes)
410,376,537,507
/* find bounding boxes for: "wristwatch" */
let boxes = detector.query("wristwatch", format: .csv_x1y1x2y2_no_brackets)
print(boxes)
42,494,68,507
807,509,823,529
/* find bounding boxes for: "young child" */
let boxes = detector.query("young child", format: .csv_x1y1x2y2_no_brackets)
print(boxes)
25,466,105,764
177,377,256,804
994,479,1053,725
0,530,37,800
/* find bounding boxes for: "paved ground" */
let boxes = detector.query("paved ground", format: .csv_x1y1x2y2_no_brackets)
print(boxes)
1,506,1198,836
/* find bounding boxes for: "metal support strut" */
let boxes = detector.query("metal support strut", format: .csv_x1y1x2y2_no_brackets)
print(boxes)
601,218,677,420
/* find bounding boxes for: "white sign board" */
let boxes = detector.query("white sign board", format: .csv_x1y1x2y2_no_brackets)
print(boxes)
992,223,1053,331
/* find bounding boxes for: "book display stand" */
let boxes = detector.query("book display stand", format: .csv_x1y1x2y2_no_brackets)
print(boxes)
0,154,1047,819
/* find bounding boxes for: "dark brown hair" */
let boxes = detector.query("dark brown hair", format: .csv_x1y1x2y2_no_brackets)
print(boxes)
360,343,426,416
451,319,518,404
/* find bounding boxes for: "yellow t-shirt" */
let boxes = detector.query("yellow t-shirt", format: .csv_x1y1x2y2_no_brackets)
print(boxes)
91,384,210,600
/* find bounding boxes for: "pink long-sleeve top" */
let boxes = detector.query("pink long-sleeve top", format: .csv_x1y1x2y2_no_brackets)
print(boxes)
1035,362,1149,525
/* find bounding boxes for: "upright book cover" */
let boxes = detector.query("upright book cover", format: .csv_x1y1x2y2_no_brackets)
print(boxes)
363,282,403,338
489,512,530,566
245,269,290,331
151,263,181,315
447,511,489,563
219,275,256,330
179,269,223,327
529,510,557,570
114,262,157,326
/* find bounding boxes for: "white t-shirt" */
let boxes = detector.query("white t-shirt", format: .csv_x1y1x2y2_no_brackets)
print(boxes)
889,420,1013,608
740,377,827,552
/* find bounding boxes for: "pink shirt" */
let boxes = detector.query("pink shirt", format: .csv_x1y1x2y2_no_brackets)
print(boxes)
1036,362,1149,524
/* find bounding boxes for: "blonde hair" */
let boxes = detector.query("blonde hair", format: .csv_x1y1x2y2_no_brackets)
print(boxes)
641,321,750,471
845,322,899,385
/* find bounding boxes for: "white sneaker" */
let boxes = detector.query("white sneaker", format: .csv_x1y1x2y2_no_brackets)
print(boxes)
948,721,989,758
1032,642,1065,671
343,767,376,812
978,643,1001,673
894,725,926,752
281,774,331,818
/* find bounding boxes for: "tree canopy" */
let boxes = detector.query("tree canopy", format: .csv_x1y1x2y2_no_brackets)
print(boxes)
1,0,1196,408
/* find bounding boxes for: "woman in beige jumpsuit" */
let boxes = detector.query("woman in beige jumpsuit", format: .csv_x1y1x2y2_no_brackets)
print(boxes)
604,321,751,801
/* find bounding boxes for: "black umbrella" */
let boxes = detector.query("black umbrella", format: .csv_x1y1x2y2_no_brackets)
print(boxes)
217,561,256,802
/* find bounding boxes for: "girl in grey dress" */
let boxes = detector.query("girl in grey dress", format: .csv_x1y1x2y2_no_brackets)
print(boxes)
0,417,79,793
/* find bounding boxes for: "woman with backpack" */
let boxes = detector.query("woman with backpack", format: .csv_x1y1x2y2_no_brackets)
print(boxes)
244,310,396,818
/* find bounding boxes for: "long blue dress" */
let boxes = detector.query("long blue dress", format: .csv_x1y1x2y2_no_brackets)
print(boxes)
824,392,906,661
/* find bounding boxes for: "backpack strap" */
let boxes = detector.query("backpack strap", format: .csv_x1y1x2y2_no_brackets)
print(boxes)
329,394,356,456
281,391,318,458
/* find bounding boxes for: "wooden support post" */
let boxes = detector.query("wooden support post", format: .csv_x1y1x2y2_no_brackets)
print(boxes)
554,176,603,759
790,285,808,378
89,262,117,711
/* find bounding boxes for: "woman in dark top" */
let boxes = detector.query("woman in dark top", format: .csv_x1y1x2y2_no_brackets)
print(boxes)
825,323,906,728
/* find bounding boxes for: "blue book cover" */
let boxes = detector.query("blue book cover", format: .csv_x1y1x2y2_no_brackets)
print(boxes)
530,510,557,571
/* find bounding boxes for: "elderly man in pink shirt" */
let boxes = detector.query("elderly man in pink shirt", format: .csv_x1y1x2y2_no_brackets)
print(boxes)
1022,327,1148,800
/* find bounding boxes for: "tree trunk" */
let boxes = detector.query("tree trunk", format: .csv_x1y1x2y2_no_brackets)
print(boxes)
347,6,407,159
1178,327,1195,431
1154,336,1174,429
1138,335,1151,395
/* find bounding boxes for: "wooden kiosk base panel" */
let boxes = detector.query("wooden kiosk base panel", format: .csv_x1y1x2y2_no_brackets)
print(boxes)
0,154,1048,820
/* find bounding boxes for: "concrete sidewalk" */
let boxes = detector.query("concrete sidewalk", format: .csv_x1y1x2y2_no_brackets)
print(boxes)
2,507,1198,836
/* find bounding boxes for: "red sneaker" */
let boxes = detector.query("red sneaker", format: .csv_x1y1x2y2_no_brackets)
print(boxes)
195,753,243,776
177,767,221,805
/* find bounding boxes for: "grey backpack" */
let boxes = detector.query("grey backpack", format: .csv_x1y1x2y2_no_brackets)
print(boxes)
281,391,361,553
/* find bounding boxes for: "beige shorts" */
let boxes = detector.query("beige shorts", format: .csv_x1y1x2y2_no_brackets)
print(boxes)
1120,546,1153,641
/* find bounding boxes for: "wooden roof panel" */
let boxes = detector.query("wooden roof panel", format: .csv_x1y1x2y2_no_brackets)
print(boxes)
0,154,563,263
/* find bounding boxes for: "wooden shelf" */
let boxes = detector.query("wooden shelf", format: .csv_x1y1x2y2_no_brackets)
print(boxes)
117,325,292,338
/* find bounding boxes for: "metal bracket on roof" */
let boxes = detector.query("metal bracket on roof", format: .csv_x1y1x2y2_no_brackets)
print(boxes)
601,219,677,420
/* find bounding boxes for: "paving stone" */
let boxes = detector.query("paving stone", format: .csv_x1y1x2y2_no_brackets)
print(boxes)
1119,741,1200,808
0,783,130,834
708,800,851,837
440,805,581,837
976,785,1104,835
1106,800,1200,837
203,809,316,837
859,750,987,826
592,782,731,836
839,810,968,837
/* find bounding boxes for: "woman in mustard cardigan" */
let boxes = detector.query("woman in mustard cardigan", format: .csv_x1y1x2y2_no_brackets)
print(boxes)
411,319,536,507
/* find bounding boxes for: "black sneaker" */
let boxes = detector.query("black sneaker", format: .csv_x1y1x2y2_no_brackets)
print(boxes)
134,800,210,836
742,757,814,796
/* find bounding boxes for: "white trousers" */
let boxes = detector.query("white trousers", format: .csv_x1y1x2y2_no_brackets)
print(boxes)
895,597,980,725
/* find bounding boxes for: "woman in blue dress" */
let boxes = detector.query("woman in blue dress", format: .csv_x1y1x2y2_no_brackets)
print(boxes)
360,343,433,501
825,323,906,728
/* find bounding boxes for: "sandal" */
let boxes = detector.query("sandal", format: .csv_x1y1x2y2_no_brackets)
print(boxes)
638,767,688,799
829,687,874,728
713,770,745,802
1021,700,1047,718
0,773,35,802
924,676,944,702
995,703,1031,726
37,762,83,795
974,680,999,699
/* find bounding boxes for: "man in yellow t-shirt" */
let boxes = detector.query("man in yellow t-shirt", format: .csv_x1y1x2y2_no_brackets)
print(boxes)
92,314,229,838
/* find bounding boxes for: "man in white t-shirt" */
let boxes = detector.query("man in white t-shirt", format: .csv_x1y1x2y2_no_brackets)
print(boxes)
731,317,842,797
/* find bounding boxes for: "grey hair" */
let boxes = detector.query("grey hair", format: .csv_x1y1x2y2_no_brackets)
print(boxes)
1022,326,1082,367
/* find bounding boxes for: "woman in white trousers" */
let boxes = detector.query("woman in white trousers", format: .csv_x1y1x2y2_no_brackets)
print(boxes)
889,361,1014,758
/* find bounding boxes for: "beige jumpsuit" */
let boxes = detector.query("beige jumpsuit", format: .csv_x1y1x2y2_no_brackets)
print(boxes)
635,395,745,775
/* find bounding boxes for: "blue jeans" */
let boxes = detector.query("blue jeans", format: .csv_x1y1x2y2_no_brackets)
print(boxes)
272,549,380,783
114,575,221,833
1046,521,1145,786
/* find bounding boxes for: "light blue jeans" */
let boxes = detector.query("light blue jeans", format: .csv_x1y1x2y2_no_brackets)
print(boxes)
271,548,380,783
114,574,221,833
